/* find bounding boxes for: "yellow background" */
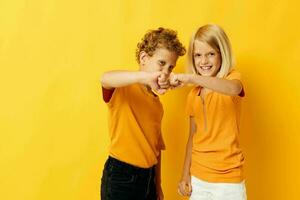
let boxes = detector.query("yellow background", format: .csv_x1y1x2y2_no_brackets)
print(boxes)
1,0,299,199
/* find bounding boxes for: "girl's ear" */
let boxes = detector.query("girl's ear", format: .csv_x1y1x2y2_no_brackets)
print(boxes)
139,51,148,65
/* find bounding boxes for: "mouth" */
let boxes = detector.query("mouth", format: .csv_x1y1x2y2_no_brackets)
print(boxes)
200,65,213,71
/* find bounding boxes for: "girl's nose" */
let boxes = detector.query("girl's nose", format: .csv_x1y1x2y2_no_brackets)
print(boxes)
200,56,208,65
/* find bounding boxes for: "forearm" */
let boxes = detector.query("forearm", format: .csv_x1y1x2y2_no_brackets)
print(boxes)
181,137,193,178
187,74,242,96
101,70,147,89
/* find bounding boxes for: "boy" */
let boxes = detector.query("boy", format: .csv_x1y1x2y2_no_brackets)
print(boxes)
100,27,185,200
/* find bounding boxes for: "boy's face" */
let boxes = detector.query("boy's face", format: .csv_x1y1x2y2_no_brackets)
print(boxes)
193,40,221,77
140,48,178,76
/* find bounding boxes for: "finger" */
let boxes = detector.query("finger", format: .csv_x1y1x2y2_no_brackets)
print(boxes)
177,187,184,196
159,85,169,90
169,80,179,87
158,80,170,88
158,79,169,85
156,88,167,95
169,78,178,85
159,73,166,80
151,82,160,91
170,82,183,89
187,183,192,196
179,183,187,196
158,83,170,89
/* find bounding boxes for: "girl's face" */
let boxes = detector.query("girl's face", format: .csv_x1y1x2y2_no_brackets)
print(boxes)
193,40,221,77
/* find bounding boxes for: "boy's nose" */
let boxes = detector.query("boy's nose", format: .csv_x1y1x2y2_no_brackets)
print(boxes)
161,68,171,76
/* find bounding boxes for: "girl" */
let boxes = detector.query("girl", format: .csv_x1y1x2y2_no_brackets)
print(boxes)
172,24,247,200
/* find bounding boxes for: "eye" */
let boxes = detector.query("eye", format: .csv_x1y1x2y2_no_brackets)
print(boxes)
194,53,201,57
208,52,215,57
158,60,166,66
168,66,174,72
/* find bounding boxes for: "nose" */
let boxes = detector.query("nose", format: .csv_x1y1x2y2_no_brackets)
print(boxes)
161,67,170,76
200,56,208,65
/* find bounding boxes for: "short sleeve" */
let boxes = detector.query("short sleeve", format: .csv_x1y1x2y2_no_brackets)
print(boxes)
158,132,166,150
102,87,115,103
226,70,245,97
226,70,242,81
104,86,126,108
185,88,197,117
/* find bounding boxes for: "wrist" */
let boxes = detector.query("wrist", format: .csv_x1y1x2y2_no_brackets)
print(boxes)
187,74,197,84
137,71,148,85
181,172,190,179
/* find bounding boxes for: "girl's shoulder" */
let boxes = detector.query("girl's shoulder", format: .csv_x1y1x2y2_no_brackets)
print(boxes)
226,69,242,81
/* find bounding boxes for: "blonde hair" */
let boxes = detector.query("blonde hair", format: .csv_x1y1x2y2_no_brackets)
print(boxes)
187,24,235,78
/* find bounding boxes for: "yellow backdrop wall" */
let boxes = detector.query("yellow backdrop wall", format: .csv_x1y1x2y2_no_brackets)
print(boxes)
1,0,299,199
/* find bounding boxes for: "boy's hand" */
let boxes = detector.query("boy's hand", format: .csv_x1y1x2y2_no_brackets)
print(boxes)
158,73,170,89
141,72,167,95
156,183,164,200
178,175,192,196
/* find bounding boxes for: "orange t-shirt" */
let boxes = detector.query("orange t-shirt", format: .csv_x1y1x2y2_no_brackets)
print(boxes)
186,70,245,183
103,83,165,168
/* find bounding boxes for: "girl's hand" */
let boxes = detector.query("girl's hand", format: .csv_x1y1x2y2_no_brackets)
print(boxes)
178,175,192,196
169,73,190,89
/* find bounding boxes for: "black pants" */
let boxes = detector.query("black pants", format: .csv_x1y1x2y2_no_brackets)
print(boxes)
101,156,157,200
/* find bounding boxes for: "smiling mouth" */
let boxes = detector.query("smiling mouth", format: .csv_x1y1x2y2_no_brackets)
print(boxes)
200,66,212,70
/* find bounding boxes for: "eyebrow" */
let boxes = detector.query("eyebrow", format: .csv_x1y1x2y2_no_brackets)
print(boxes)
194,51,216,55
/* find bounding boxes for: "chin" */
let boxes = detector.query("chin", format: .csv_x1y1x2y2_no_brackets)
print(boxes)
198,71,214,77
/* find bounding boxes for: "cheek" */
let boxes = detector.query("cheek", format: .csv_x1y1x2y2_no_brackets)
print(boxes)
212,57,221,67
150,63,161,72
194,57,200,65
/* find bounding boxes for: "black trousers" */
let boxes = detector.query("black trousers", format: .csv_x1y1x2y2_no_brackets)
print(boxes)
101,156,157,200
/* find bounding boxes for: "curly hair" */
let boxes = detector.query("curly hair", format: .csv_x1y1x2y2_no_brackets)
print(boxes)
136,27,186,63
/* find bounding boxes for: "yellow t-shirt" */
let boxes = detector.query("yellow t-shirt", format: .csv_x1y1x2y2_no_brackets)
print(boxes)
186,70,245,183
105,83,165,168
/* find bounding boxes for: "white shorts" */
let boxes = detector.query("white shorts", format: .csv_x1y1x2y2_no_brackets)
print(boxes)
190,176,247,200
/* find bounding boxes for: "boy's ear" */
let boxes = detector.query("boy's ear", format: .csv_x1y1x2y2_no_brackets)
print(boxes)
139,51,148,65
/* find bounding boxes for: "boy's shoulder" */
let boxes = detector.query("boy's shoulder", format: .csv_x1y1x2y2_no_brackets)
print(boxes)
103,83,150,104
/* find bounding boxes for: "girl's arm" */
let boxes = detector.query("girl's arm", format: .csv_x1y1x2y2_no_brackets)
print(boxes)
155,152,164,200
101,70,162,90
178,116,196,196
172,73,243,96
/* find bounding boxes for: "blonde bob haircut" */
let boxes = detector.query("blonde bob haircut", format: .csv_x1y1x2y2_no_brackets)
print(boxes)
187,24,235,78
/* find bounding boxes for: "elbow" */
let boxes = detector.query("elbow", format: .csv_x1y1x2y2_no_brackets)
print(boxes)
100,73,110,89
229,82,243,96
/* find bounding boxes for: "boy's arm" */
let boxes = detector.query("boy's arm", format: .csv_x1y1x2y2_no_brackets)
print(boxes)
172,73,243,96
101,70,161,90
